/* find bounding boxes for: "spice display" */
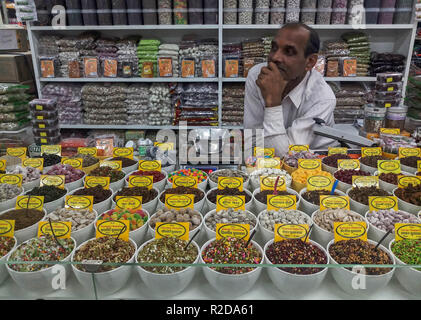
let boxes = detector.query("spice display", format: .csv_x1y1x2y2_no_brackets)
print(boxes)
250,169,292,186
0,209,44,230
73,186,112,204
168,168,207,183
209,170,249,183
266,240,327,275
378,173,401,185
0,237,15,257
329,239,392,275
128,170,165,183
159,187,204,203
360,156,388,168
205,209,256,231
391,240,421,270
113,187,158,204
207,188,251,204
302,190,342,205
9,166,41,184
255,190,293,204
348,187,390,205
334,169,371,185
26,185,67,203
283,151,319,168
9,236,75,272
138,237,198,274
35,154,61,167
101,208,148,231
89,167,125,183
313,208,365,232
73,236,135,272
400,156,421,169
149,207,202,230
366,210,420,232
202,237,262,274
70,153,99,168
322,154,351,168
394,185,421,206
46,208,96,231
292,169,332,185
46,164,85,184
259,209,311,232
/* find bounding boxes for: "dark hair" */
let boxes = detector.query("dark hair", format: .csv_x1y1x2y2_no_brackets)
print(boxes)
281,23,320,57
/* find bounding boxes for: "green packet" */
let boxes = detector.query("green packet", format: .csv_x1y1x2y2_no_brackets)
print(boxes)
136,45,159,52
0,102,28,113
0,83,29,95
138,39,161,46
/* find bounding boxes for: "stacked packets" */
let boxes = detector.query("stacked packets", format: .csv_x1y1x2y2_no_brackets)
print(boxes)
138,39,161,77
126,84,150,125
330,82,368,124
158,44,180,77
341,32,371,77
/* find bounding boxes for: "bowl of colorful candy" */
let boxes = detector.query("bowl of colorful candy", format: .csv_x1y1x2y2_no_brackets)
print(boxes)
167,168,208,191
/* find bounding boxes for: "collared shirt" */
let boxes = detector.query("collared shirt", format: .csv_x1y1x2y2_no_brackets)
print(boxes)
244,62,338,157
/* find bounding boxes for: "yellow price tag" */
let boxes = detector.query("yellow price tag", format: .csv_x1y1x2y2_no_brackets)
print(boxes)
328,147,348,155
260,176,286,191
154,142,174,151
115,196,143,210
38,221,72,239
288,145,309,154
155,222,189,241
61,158,83,170
352,176,379,188
216,195,246,212
0,160,5,172
217,177,243,191
165,194,195,210
361,147,383,157
254,147,275,158
397,175,421,188
78,147,98,157
41,145,62,156
96,220,129,241
22,158,44,171
274,224,309,242
40,175,65,188
0,220,15,238
256,157,281,169
334,221,368,242
172,176,198,189
298,159,322,171
84,176,110,189
65,195,94,211
319,195,350,211
306,175,334,191
128,175,153,189
380,128,400,135
395,223,421,241
216,223,250,241
368,196,398,211
0,174,23,187
337,159,360,170
399,147,421,158
112,147,134,159
377,160,401,174
267,195,297,210
100,160,122,171
6,147,27,160
15,195,44,211
138,160,162,172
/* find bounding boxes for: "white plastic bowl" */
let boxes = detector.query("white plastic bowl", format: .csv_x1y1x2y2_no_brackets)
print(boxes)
71,238,137,296
257,209,313,244
359,157,379,174
250,172,292,192
311,209,369,248
400,162,418,175
393,187,421,215
167,170,208,191
321,162,337,174
0,236,17,285
299,187,346,216
157,188,205,213
161,164,176,174
125,170,168,193
7,237,76,294
64,174,85,192
0,208,47,244
203,209,257,242
346,187,389,216
200,238,264,297
374,170,413,193
253,187,301,216
0,188,24,212
96,209,150,246
22,178,40,192
327,238,395,296
111,187,159,215
135,238,200,297
264,238,329,295
208,170,250,190
205,187,253,212
389,239,421,296
70,187,113,215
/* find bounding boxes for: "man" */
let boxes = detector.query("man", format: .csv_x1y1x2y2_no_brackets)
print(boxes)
244,23,337,158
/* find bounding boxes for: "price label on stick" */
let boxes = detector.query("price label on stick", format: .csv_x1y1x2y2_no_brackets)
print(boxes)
320,195,350,211
22,158,44,171
40,175,65,188
100,160,122,171
165,194,195,210
274,224,309,242
217,177,243,191
128,175,153,189
267,195,297,210
38,221,72,239
361,147,382,157
96,220,129,241
216,195,246,212
155,222,189,240
298,159,321,171
328,147,348,156
334,221,368,242
112,147,133,159
6,147,27,160
260,176,286,191
254,147,275,158
78,147,97,157
15,196,44,211
288,145,309,154
65,195,94,211
395,223,421,241
338,159,360,170
377,160,401,174
0,220,14,238
216,223,250,241
368,196,398,211
41,145,61,156
0,174,23,187
115,196,143,210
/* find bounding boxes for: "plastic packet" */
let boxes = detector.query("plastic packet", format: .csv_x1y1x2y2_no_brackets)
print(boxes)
314,55,326,75
199,56,217,78
40,56,57,78
101,57,118,77
83,57,99,77
223,56,240,78
340,57,357,77
326,60,339,77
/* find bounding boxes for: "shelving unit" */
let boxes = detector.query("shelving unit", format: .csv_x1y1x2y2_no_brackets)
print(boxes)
26,0,418,131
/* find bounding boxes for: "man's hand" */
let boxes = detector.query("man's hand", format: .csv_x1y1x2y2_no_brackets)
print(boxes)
256,62,288,108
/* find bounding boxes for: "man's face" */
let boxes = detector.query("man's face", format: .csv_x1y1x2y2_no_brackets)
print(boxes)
268,27,312,81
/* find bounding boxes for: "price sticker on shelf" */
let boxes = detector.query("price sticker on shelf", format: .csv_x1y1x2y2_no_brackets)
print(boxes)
254,147,275,158
216,195,246,212
328,147,348,156
155,222,189,241
288,145,309,154
334,221,368,242
128,175,153,189
96,220,129,241
172,176,198,189
377,160,401,174
216,223,250,241
0,160,6,172
267,195,297,210
361,147,383,157
38,221,72,239
256,157,281,169
84,176,110,189
138,160,161,172
338,159,360,170
352,176,379,188
65,195,94,211
61,158,83,169
298,159,321,171
260,176,286,191
395,223,421,241
0,220,14,238
306,175,334,191
380,128,400,135
320,195,350,211
15,196,44,211
78,147,98,157
0,174,22,187
369,196,398,212
100,160,122,171
41,145,61,156
397,175,421,188
154,142,174,151
274,224,309,242
6,147,27,160
40,175,65,188
22,158,44,171
115,196,143,210
165,194,195,210
112,147,133,159
399,147,421,158
218,177,243,191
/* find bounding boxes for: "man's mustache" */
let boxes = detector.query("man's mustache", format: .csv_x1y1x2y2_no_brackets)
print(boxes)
268,59,286,73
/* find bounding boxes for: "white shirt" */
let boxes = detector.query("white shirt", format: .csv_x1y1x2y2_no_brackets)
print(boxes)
244,62,338,158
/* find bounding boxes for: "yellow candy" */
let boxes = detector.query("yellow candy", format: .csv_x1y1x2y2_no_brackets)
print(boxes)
292,168,332,185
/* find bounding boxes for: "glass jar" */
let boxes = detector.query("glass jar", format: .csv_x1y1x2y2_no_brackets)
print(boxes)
385,106,407,131
364,105,386,133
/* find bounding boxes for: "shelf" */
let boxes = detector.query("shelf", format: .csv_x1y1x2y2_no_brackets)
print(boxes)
40,78,219,83
30,25,219,31
60,124,242,130
222,24,415,30
222,77,377,82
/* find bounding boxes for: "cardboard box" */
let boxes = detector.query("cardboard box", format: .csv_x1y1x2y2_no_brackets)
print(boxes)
0,29,29,52
0,53,33,83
